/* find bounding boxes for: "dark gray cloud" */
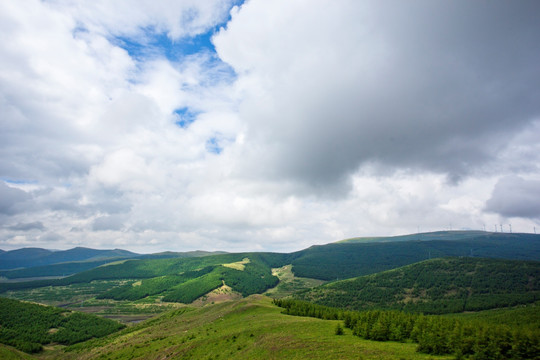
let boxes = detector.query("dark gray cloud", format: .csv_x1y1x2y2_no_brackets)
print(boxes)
7,221,45,231
485,176,540,219
218,0,540,189
0,182,30,215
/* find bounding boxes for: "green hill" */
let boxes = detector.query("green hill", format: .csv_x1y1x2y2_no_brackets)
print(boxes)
289,232,540,280
2,232,539,308
0,297,124,354
39,296,453,360
0,253,284,304
294,257,540,314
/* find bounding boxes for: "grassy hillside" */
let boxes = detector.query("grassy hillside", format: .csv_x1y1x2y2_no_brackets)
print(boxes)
0,297,124,354
289,232,540,280
295,257,540,314
0,345,34,360
36,296,452,360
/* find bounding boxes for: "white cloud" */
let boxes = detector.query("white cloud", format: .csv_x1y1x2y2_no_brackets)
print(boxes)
486,176,540,219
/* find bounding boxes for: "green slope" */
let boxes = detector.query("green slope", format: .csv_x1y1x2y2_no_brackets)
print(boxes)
295,257,540,314
52,296,451,360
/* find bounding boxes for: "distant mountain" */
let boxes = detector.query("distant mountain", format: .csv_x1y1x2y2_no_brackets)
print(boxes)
338,230,522,243
289,232,540,280
294,257,540,314
1,231,539,302
135,250,228,260
0,250,229,279
0,247,139,270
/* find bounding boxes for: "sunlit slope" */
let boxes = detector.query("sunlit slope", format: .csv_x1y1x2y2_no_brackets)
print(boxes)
295,257,540,314
60,296,451,360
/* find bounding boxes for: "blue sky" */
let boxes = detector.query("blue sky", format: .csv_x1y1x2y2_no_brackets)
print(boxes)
0,0,539,253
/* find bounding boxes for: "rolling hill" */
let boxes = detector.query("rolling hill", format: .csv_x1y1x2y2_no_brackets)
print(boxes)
1,231,539,304
11,296,456,360
1,231,539,359
294,257,540,314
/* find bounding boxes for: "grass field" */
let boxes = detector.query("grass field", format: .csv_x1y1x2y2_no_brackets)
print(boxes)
37,295,452,360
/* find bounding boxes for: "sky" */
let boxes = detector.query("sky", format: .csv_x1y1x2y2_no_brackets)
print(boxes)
1,0,539,253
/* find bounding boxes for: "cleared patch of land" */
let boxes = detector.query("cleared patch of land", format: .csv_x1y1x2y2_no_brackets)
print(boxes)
222,257,250,271
191,282,243,306
264,264,326,298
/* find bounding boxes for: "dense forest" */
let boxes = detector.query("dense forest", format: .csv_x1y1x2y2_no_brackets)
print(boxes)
295,257,540,313
274,299,540,359
97,256,279,303
0,297,124,353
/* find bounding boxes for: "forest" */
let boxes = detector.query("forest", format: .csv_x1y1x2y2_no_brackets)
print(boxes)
0,297,124,353
96,257,279,303
295,257,540,314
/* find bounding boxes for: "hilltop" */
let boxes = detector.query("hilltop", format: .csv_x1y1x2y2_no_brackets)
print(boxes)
24,296,453,360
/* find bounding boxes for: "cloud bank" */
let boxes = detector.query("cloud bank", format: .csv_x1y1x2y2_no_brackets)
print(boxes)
1,0,539,252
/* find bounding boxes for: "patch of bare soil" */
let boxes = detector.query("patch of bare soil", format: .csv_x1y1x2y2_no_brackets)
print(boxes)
191,282,242,307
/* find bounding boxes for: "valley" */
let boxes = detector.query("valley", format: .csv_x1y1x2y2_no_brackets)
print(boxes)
0,231,539,359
